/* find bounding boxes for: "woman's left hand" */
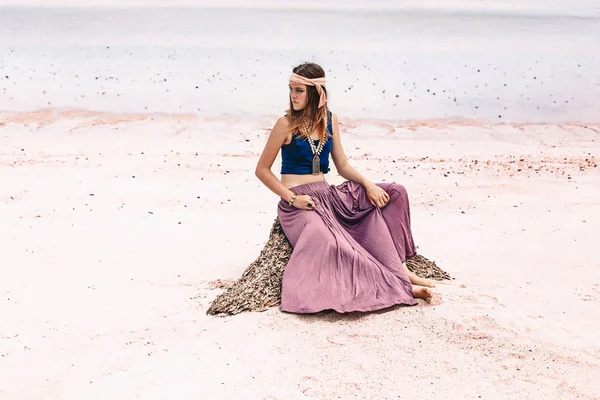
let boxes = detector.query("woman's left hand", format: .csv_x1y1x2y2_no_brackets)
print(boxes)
365,183,390,208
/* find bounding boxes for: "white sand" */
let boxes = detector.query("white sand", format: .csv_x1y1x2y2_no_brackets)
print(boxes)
1,111,599,399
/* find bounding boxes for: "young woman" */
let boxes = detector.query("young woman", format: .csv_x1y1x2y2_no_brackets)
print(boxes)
255,62,434,314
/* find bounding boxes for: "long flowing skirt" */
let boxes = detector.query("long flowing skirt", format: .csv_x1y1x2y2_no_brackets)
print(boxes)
277,180,418,314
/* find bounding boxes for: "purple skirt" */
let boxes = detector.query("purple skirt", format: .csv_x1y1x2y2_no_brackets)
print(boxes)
277,180,418,314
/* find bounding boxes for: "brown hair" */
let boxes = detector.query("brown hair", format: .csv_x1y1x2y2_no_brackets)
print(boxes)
286,62,329,141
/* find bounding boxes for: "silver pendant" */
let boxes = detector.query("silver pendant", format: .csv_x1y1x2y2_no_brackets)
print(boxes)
312,155,320,174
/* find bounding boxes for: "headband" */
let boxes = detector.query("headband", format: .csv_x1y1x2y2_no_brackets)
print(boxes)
289,72,327,108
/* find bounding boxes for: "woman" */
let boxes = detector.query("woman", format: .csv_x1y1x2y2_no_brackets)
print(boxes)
255,62,434,314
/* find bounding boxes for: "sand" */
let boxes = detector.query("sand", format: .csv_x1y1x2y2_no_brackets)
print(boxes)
1,110,599,399
1,2,600,399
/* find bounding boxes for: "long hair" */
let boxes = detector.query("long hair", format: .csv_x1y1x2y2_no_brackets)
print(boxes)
286,62,329,141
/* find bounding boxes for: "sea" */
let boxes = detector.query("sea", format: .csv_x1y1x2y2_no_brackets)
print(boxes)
1,1,599,123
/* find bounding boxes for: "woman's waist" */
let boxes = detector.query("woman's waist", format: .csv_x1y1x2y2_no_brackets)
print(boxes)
281,173,327,190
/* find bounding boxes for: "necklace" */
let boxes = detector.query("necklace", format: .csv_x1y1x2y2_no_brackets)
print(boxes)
300,121,325,174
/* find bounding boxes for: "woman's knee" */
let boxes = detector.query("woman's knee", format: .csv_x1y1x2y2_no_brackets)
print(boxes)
389,182,408,198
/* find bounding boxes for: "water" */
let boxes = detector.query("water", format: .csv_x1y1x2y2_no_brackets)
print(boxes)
1,5,599,123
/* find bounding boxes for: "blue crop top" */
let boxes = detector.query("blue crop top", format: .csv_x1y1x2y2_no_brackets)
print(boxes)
281,111,333,175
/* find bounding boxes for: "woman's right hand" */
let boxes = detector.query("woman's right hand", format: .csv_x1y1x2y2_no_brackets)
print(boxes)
292,194,317,210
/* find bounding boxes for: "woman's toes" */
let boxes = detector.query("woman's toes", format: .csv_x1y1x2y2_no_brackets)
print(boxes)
412,286,433,302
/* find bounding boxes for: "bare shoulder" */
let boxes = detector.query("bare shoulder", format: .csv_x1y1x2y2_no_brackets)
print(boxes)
275,115,290,129
330,112,340,133
271,115,290,136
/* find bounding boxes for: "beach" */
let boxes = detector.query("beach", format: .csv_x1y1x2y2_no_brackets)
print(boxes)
1,2,600,399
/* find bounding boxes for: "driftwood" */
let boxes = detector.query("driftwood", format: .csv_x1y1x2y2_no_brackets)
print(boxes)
206,217,451,316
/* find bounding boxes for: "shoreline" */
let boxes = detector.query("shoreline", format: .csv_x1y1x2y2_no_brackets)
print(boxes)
2,107,600,130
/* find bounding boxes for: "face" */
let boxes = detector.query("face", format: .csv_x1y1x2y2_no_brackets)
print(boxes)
289,84,308,111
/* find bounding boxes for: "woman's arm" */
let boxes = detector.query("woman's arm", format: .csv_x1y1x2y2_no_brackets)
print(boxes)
330,113,390,208
255,117,296,203
330,112,371,186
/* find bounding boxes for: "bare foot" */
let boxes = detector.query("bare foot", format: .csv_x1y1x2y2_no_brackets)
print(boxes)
412,285,433,303
412,275,436,288
403,263,436,288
